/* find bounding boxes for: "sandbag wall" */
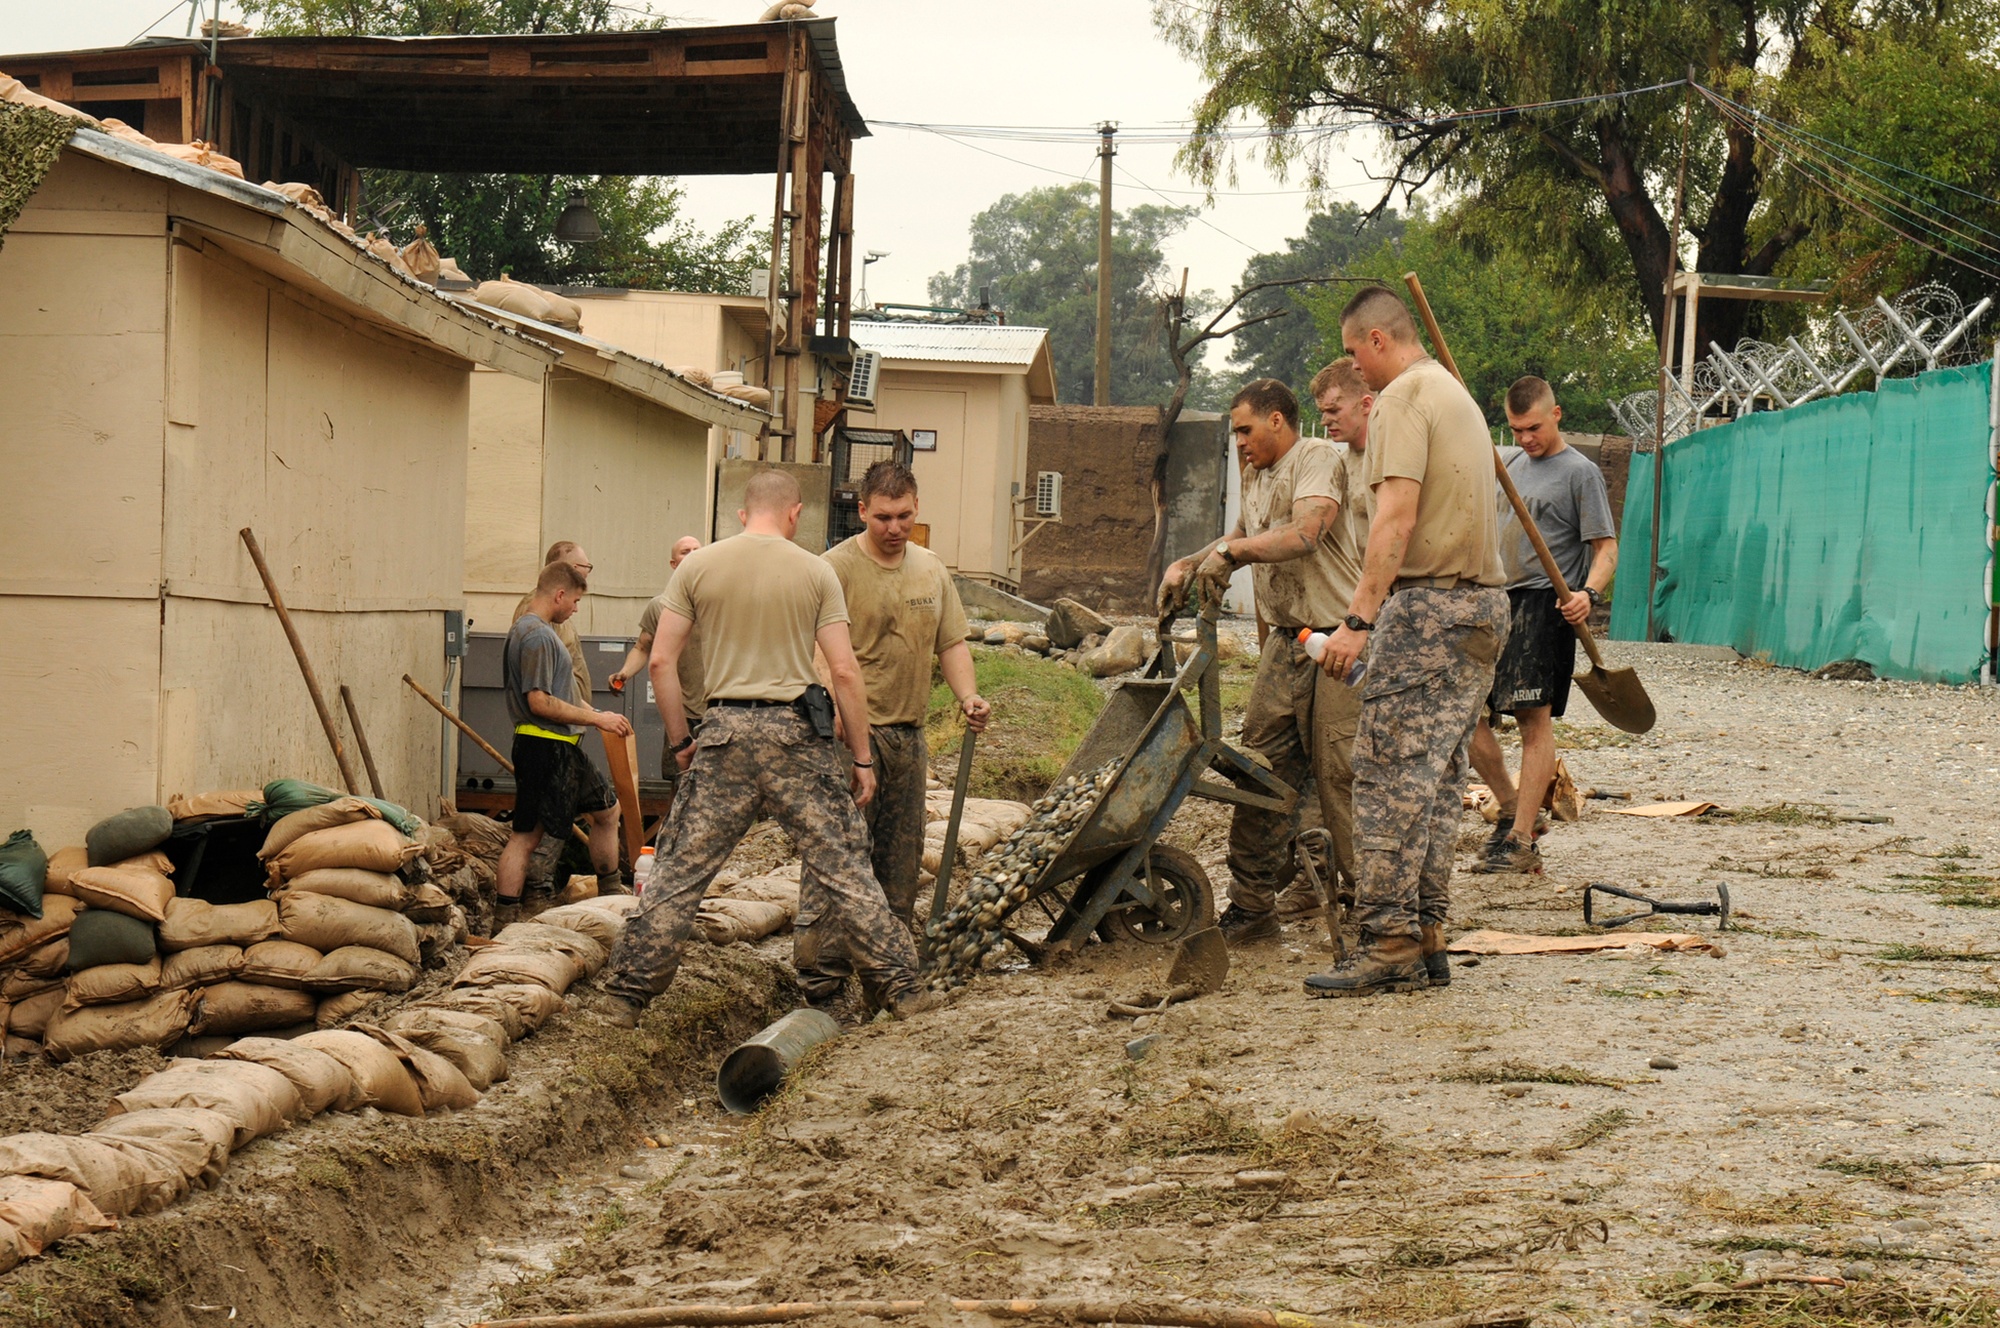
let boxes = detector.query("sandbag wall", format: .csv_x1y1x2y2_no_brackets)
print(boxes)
0,891,639,1275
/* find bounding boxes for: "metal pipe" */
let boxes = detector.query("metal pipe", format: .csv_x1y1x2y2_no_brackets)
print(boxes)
716,1008,840,1115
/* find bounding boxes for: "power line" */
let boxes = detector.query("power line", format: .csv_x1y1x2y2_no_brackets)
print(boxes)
1114,162,1262,253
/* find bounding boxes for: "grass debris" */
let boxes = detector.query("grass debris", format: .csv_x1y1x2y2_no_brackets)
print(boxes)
927,649,1105,799
1441,1060,1625,1088
1644,1265,2000,1325
1877,943,2000,963
1715,802,1843,826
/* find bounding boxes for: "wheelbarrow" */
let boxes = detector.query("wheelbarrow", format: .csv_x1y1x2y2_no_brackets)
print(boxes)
995,590,1296,951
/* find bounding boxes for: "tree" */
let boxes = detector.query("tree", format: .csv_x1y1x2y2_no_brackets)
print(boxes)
928,184,1224,408
239,0,763,292
1152,0,2000,362
1229,202,1405,392
1301,211,1656,434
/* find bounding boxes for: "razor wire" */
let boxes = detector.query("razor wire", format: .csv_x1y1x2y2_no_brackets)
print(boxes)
1611,282,1994,449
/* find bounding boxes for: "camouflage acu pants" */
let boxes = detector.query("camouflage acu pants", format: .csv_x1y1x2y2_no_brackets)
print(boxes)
602,707,921,1008
1350,586,1510,941
794,723,928,1005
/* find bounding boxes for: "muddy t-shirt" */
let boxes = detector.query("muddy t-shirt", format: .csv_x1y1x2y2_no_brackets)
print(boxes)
1499,444,1616,591
504,613,579,735
1240,437,1346,630
824,536,970,727
638,593,707,721
513,592,593,708
1363,357,1507,586
1329,444,1375,613
662,533,848,703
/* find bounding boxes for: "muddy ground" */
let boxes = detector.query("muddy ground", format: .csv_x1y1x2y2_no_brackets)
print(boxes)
7,639,2000,1327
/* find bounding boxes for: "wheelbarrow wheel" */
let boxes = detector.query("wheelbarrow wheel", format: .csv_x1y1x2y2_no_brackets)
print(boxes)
1097,845,1216,946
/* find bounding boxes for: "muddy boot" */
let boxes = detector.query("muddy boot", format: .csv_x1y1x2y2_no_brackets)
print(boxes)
1472,832,1543,875
597,869,633,897
492,898,522,935
1303,933,1426,998
1275,879,1327,919
1217,903,1281,944
588,992,643,1030
1419,923,1451,987
889,987,947,1020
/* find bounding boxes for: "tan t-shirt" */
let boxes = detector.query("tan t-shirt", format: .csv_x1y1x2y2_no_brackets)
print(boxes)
1329,445,1375,611
638,594,707,722
824,536,971,728
1240,437,1347,630
1363,357,1507,586
512,593,593,709
661,533,848,703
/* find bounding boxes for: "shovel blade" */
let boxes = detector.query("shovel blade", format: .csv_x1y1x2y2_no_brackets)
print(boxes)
1167,926,1230,994
1574,663,1656,735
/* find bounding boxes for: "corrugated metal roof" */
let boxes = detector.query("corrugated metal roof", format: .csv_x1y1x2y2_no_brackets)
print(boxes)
848,321,1051,366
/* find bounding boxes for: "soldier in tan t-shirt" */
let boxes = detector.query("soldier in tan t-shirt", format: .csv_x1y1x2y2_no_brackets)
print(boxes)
1304,287,1510,1000
796,461,991,1009
1157,378,1362,944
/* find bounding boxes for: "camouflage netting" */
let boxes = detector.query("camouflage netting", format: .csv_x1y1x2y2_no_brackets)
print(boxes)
0,101,76,252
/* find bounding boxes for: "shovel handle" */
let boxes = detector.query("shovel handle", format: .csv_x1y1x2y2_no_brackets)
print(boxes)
930,728,978,921
1401,274,1609,672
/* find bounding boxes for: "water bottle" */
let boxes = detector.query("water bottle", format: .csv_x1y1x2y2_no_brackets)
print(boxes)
1297,628,1367,686
634,846,655,896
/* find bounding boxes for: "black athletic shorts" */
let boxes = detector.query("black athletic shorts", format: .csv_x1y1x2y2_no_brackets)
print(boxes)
1487,587,1575,719
511,732,616,836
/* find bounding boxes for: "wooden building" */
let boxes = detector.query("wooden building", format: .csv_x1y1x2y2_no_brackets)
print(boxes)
0,120,551,845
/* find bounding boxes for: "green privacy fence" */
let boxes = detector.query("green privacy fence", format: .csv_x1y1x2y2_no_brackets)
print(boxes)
1610,359,1996,683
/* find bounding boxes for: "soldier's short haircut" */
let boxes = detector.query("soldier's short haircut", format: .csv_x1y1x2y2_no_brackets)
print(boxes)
537,559,587,596
1309,357,1369,401
1339,287,1419,344
1230,377,1299,428
743,468,803,514
544,540,580,564
859,459,918,503
1505,375,1556,416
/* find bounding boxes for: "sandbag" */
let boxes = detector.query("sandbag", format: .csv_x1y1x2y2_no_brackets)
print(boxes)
111,1059,303,1149
259,797,388,860
66,908,156,970
161,945,244,990
252,780,420,836
384,1017,507,1091
493,921,607,973
42,847,86,897
355,1025,479,1111
453,947,581,993
416,823,464,872
155,139,244,179
0,830,46,918
278,867,408,911
716,874,802,907
2,1034,39,1059
191,983,319,1037
439,813,509,863
43,990,194,1061
264,822,421,884
7,987,63,1039
472,277,562,325
415,911,466,965
292,1030,424,1116
213,1037,356,1115
20,938,68,979
404,881,454,923
0,1176,116,1260
1,968,59,1002
86,806,173,867
0,896,82,966
413,989,527,1041
314,990,385,1028
383,1006,510,1052
166,790,261,822
87,1107,235,1185
159,898,280,952
693,896,793,945
305,946,416,994
64,958,162,1008
278,892,420,965
576,894,642,918
68,865,175,923
399,226,442,283
0,1132,180,1217
531,903,624,948
238,941,322,989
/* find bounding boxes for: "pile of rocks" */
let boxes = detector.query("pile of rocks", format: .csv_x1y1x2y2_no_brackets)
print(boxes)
972,598,1153,678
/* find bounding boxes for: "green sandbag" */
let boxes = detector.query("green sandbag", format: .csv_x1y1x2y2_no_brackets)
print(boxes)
0,829,47,919
248,779,419,837
66,908,158,970
85,805,173,868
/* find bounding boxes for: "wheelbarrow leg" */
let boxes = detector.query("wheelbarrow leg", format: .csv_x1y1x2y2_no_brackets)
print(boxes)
1292,828,1344,959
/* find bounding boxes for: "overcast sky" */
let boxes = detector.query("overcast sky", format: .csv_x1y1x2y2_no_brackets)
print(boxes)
4,0,1390,349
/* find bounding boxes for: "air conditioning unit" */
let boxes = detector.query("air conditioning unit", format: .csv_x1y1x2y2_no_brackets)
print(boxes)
749,269,771,299
846,349,881,411
1034,470,1062,520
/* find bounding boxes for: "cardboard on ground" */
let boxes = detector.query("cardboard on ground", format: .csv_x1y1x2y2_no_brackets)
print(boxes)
1608,801,1718,817
1448,929,1720,955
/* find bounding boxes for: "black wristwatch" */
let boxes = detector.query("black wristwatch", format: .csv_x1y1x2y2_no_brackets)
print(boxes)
1584,587,1605,606
1344,613,1375,632
669,735,694,755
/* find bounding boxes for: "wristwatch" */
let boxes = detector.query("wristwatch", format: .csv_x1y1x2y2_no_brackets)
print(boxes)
1344,613,1375,632
1213,540,1238,566
669,735,694,756
1584,587,1605,606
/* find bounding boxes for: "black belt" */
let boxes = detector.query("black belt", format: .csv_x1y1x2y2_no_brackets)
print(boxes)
708,697,796,709
1393,575,1476,592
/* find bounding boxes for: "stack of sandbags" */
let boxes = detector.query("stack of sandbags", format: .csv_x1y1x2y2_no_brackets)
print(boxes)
695,867,800,945
469,278,583,331
430,812,508,935
918,796,1034,882
1,827,65,1058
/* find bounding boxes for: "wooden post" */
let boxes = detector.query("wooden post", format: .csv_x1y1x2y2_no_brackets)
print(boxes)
833,170,856,340
338,684,386,799
761,34,799,463
1646,81,1694,644
781,47,814,461
403,673,511,773
239,527,361,794
600,729,644,868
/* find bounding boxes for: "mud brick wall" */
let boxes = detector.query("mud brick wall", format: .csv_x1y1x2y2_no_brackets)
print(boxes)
1021,406,1165,612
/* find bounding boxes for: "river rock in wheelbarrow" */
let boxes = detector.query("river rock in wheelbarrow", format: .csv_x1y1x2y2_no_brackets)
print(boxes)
922,759,1123,989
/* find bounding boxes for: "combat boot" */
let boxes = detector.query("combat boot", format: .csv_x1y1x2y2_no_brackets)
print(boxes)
492,898,523,934
1419,923,1451,987
1217,903,1281,944
1472,832,1543,875
890,987,947,1020
578,989,644,1029
1303,933,1426,998
1274,880,1327,919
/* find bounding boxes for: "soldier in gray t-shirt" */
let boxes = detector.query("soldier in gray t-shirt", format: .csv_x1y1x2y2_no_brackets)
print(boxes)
1469,378,1619,876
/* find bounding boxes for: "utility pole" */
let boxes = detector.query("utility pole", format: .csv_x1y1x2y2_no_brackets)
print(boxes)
1094,121,1116,406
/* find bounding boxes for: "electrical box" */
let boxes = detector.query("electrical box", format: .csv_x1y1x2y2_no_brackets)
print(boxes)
846,349,881,411
443,609,468,658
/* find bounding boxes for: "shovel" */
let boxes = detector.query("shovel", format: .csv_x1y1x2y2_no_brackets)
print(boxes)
1107,925,1229,1018
928,727,978,931
1402,273,1657,735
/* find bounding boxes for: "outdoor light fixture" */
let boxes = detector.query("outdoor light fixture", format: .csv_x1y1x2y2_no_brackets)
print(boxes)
554,188,603,244
860,249,889,309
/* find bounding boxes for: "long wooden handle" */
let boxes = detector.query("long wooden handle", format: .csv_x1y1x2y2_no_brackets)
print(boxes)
930,729,978,921
600,728,644,868
241,527,362,793
1399,274,1609,671
338,684,386,798
404,672,512,774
